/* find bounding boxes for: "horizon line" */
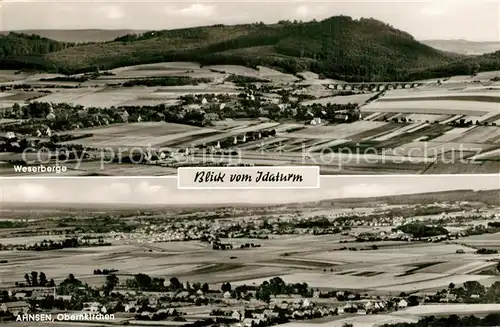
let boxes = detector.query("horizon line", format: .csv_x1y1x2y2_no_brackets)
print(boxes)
1,18,499,44
1,28,498,40
1,188,497,208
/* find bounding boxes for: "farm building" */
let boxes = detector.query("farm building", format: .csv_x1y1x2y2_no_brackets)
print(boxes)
334,114,349,122
124,302,138,313
232,310,243,321
82,302,102,312
310,117,322,125
5,131,16,139
1,301,30,315
120,110,129,122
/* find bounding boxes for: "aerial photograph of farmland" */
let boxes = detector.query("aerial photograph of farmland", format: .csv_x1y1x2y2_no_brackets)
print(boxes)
1,1,500,175
0,175,499,326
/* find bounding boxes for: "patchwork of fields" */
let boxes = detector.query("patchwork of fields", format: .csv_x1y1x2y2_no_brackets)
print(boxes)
229,242,500,294
2,235,499,294
1,64,500,175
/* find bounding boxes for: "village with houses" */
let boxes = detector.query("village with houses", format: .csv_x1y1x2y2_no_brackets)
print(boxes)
1,61,500,175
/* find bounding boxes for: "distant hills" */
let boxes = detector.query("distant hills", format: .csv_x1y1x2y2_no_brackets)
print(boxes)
2,188,498,210
7,30,499,55
0,29,145,43
1,17,500,82
422,39,500,55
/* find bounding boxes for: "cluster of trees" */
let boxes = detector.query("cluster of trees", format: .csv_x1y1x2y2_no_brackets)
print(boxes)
30,296,75,311
255,277,311,302
240,243,261,249
465,223,500,238
475,248,498,255
338,246,360,251
294,217,333,229
225,74,269,85
123,274,213,303
103,274,119,295
425,281,500,304
19,271,55,287
25,237,111,251
318,290,361,301
125,273,172,291
0,220,27,229
212,242,233,250
123,274,207,293
39,72,103,83
260,217,347,236
0,32,75,71
221,282,232,293
57,274,85,296
50,133,93,143
93,269,118,275
394,223,449,238
72,215,137,234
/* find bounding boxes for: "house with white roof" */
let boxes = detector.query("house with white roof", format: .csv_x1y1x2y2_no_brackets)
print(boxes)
231,310,242,321
310,117,322,125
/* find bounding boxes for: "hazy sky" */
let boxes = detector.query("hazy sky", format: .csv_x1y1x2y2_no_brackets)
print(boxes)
1,0,499,41
0,175,498,205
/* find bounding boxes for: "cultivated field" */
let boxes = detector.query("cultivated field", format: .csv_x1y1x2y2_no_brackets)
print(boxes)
394,304,500,316
65,122,218,148
301,93,374,105
362,100,495,115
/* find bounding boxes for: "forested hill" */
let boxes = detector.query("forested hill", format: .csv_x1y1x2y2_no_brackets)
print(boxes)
0,32,76,70
0,29,145,43
1,16,500,82
0,32,75,56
